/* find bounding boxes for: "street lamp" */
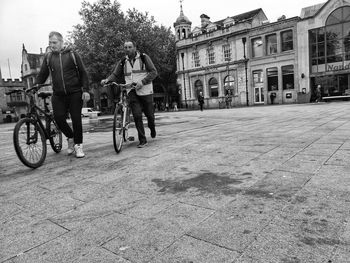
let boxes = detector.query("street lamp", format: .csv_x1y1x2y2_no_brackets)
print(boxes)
180,52,188,108
242,37,249,106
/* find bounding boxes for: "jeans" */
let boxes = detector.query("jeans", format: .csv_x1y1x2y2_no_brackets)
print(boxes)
52,92,83,144
128,89,155,143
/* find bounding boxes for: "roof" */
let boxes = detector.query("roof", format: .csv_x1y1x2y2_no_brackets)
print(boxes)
300,2,326,19
214,8,263,25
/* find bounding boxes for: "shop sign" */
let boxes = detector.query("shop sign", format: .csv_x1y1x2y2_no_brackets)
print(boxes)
326,62,350,72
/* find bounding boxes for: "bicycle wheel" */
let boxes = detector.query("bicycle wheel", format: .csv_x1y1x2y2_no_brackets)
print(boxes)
47,118,62,153
13,118,47,168
113,106,123,153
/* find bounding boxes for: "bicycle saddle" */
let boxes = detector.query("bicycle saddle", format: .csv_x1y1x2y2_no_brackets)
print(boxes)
38,92,52,99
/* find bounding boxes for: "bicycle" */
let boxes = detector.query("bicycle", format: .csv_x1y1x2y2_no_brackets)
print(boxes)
7,84,63,168
103,82,135,153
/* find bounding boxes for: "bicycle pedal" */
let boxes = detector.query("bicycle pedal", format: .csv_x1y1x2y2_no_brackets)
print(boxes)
128,136,135,141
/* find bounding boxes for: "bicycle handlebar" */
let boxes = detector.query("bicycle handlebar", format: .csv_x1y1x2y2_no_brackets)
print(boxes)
103,82,136,90
5,84,52,95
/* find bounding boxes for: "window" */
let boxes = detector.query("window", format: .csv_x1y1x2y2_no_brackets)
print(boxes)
266,34,277,55
252,37,263,57
207,46,215,64
310,28,326,66
253,70,263,85
310,6,350,66
282,65,294,90
224,75,235,95
10,93,23,102
209,77,218,97
194,80,203,98
24,64,28,71
192,51,200,67
281,30,293,51
222,45,231,62
267,67,278,91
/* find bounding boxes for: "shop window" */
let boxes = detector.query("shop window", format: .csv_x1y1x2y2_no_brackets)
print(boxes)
192,51,200,67
266,34,277,55
209,77,218,97
224,75,235,95
207,46,215,64
281,30,293,52
222,44,231,62
251,37,263,57
194,80,203,98
282,65,294,90
267,67,278,91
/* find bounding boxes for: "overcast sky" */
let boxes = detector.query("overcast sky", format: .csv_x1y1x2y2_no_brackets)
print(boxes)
0,0,324,79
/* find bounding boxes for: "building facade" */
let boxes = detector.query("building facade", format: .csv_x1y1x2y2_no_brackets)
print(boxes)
0,69,24,123
174,0,350,108
21,44,53,112
298,0,350,100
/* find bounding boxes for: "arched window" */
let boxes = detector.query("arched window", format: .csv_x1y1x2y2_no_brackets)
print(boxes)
224,75,235,95
182,28,186,39
177,29,181,40
194,80,203,98
325,6,350,63
209,77,218,97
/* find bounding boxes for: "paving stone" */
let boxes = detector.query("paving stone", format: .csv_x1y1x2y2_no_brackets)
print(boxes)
103,218,184,263
243,170,313,201
189,196,284,252
299,143,340,156
152,235,239,263
275,154,328,174
0,214,67,262
325,149,350,166
50,189,145,230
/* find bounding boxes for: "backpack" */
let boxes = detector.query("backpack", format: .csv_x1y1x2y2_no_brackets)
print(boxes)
46,50,80,79
118,53,146,84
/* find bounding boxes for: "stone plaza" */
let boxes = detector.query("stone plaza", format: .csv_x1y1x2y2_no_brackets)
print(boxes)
1,102,350,262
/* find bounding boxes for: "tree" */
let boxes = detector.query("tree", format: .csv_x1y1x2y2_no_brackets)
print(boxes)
69,0,176,92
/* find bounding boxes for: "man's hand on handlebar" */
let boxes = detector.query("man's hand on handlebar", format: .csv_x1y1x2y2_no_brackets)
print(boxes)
135,81,143,90
100,79,109,86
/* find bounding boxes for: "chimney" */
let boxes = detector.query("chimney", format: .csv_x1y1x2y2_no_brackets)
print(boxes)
200,14,210,28
40,48,43,54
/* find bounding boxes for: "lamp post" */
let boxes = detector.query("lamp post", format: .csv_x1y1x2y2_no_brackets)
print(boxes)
242,37,249,106
180,52,188,108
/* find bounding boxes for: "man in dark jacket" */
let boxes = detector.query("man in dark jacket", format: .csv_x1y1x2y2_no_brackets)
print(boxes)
36,31,90,158
198,91,204,111
101,41,157,148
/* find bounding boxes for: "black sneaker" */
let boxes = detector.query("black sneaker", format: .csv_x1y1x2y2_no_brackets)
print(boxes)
137,141,148,148
150,128,156,138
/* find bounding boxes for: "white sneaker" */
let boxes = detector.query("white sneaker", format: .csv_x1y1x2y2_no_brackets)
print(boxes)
67,138,75,155
74,144,85,158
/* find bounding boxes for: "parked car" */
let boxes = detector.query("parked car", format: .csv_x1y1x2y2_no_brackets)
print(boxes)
81,107,101,117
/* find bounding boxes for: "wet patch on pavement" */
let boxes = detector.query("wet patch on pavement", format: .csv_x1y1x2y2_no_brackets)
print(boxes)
152,172,244,196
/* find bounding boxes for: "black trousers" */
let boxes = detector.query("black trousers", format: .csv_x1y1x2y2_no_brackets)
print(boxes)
128,89,155,143
52,92,83,144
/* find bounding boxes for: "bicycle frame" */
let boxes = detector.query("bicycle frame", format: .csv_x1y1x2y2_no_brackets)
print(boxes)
25,92,54,141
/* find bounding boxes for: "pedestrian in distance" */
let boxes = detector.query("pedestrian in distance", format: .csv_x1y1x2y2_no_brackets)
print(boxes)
36,31,90,158
315,84,322,103
198,91,204,111
173,101,178,111
101,41,158,148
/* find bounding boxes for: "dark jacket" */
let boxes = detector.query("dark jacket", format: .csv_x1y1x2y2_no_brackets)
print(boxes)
36,47,89,95
198,95,204,104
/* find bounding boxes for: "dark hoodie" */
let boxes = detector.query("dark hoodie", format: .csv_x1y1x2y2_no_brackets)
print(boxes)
36,46,89,95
